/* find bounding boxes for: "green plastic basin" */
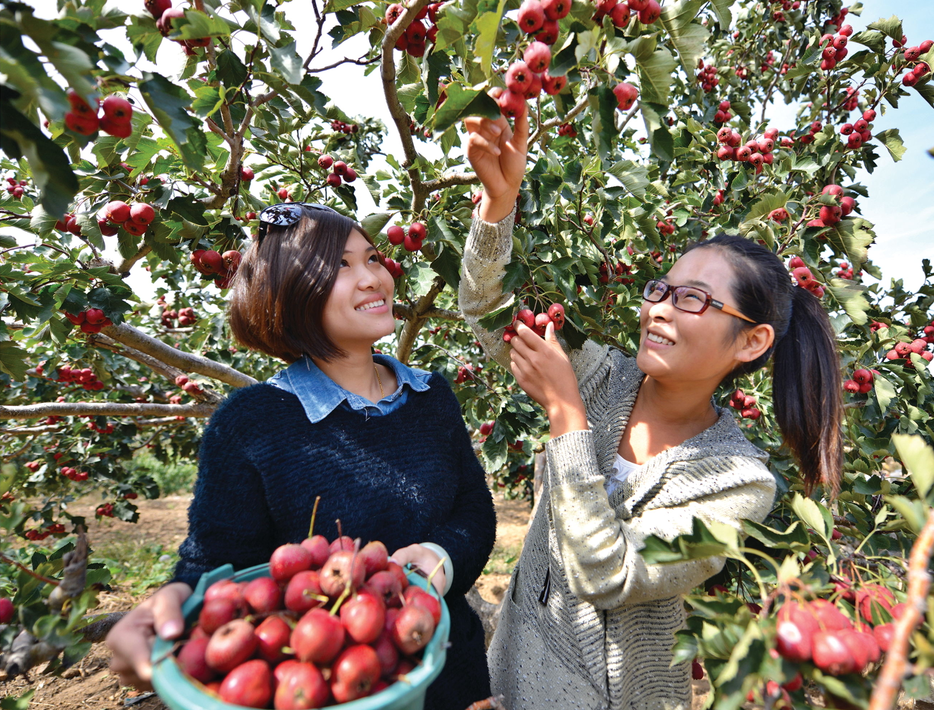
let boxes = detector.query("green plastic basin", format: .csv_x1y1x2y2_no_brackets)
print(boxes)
151,562,449,710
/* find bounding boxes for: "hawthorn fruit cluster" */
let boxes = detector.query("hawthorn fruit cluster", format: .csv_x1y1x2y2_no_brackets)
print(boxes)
64,90,134,138
191,249,242,289
502,303,565,343
172,537,441,708
386,222,427,253
727,388,760,420
100,200,156,237
386,2,443,58
318,155,358,187
64,309,113,335
788,256,825,299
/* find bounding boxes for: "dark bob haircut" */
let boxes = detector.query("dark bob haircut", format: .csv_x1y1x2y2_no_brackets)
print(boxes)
228,206,370,363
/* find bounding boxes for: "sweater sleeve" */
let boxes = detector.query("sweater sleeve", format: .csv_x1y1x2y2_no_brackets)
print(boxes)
172,391,278,588
460,212,613,384
545,430,776,608
422,377,497,598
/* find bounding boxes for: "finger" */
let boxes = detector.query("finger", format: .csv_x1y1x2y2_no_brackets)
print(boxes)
544,321,556,342
151,583,190,640
510,101,530,152
466,133,502,157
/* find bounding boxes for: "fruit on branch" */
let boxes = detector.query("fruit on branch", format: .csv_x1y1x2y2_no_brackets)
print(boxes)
542,0,571,20
239,165,254,181
495,88,527,119
524,41,551,73
543,71,568,94
0,598,14,625
637,0,660,25
535,19,560,44
317,154,333,169
612,82,638,111
517,0,545,34
506,62,534,94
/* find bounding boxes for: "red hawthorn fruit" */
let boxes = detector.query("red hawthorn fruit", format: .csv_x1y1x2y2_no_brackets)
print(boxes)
812,630,858,676
284,569,325,614
340,590,386,644
387,225,406,245
105,201,131,224
612,82,638,111
517,0,546,34
0,598,14,625
205,619,258,673
291,607,345,665
390,603,436,655
199,250,224,274
101,95,133,123
610,2,631,27
524,41,552,73
548,302,566,329
856,584,895,623
65,111,99,136
274,661,329,710
638,0,661,24
243,576,282,614
542,0,571,20
534,18,560,44
129,203,155,225
873,623,895,652
408,221,427,241
326,172,342,188
218,659,273,709
198,598,239,634
542,71,567,95
495,88,526,119
269,543,313,582
278,187,291,200
506,61,534,94
384,3,404,25
330,644,382,703
254,614,292,664
176,637,215,684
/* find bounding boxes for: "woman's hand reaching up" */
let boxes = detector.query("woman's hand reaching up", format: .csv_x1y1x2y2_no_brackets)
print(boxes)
464,101,528,224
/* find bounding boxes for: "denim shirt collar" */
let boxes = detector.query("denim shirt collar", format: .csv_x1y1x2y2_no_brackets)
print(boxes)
267,354,431,424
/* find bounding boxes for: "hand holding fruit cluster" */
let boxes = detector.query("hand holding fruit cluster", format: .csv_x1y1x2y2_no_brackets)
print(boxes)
191,249,242,289
171,536,441,708
64,90,134,138
502,303,565,343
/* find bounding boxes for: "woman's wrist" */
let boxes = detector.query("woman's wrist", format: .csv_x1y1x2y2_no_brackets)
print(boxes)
478,191,519,224
547,399,589,438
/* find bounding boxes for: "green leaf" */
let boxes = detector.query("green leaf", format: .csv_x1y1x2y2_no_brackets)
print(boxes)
708,0,732,28
360,212,392,237
638,517,730,564
0,341,30,380
875,128,906,162
431,242,462,290
18,14,96,97
606,160,649,199
874,374,896,412
892,434,934,500
743,189,787,223
827,278,870,326
742,519,810,551
588,86,618,165
173,9,231,41
473,0,507,77
640,102,674,163
835,217,875,267
138,72,206,171
0,94,79,218
867,15,904,42
191,85,224,118
659,0,708,77
269,41,302,85
635,46,676,105
791,493,831,540
432,84,500,136
884,495,928,534
216,49,248,87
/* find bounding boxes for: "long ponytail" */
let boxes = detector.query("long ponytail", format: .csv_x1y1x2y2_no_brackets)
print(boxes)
686,235,843,497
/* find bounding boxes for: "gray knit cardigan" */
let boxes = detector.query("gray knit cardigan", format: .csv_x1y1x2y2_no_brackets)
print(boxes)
460,212,778,710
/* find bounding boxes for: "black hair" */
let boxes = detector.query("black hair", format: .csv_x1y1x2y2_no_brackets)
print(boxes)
686,234,843,497
228,208,369,364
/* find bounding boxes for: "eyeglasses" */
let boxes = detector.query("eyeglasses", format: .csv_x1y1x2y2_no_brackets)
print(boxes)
642,279,756,323
257,203,339,242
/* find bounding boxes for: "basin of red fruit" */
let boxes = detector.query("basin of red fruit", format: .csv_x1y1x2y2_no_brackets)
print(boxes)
151,554,449,710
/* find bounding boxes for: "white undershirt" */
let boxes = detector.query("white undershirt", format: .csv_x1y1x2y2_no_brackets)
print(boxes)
605,453,644,497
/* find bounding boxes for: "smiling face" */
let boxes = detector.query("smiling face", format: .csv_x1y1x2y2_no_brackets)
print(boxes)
636,248,758,389
318,230,396,352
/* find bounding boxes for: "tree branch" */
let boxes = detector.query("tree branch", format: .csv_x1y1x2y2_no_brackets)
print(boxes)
423,172,480,192
98,322,257,388
392,303,462,322
395,276,446,364
0,401,217,420
89,334,224,405
869,508,934,710
529,94,591,145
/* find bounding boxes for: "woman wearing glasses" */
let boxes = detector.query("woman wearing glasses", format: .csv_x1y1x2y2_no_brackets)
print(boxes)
460,106,842,709
106,203,496,709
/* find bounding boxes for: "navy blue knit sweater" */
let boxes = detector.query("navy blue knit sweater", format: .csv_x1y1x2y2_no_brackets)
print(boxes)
173,374,496,709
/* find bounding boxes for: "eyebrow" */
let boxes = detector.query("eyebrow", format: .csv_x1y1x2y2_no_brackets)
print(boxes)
343,245,378,254
661,276,713,290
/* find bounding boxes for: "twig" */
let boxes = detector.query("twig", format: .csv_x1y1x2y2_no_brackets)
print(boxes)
0,553,61,586
869,509,934,710
0,401,217,419
529,94,591,145
396,276,446,364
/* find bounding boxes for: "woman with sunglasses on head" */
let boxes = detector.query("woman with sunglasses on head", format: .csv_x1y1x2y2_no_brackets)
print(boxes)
460,105,843,709
106,203,496,709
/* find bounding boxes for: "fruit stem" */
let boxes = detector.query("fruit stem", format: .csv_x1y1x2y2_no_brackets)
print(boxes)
308,495,321,538
425,557,446,597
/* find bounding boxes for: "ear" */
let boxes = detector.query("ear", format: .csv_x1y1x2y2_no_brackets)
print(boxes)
735,323,775,363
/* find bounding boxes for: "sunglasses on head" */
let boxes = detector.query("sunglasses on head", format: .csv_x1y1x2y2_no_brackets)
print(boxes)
256,203,339,242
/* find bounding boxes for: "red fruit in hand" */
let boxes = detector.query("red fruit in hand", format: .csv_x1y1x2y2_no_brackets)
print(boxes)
218,659,273,709
291,607,345,665
269,543,313,583
205,619,258,673
515,308,536,330
330,644,381,703
533,312,551,336
495,88,526,118
548,303,565,330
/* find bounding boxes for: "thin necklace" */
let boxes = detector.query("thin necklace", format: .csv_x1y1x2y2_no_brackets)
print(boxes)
374,364,384,399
